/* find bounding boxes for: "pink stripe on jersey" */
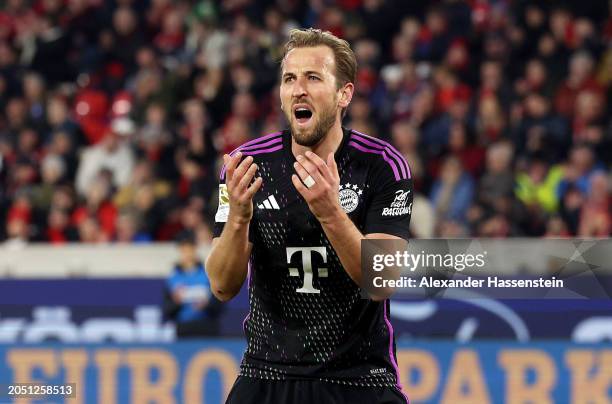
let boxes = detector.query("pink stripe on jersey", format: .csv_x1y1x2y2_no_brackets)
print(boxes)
348,141,401,181
241,145,283,155
350,132,411,180
228,131,282,155
384,302,410,404
242,261,253,334
235,136,283,153
220,132,283,180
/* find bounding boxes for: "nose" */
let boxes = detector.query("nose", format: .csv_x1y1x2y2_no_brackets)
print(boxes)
291,76,307,99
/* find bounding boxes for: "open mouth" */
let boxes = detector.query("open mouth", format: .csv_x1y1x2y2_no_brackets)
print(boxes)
293,105,313,125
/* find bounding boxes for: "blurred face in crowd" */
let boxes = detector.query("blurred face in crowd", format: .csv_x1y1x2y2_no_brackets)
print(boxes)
178,241,197,268
78,216,100,243
51,187,74,210
448,123,466,151
348,96,370,121
47,97,69,126
569,52,594,83
113,7,137,36
524,93,549,118
550,8,571,42
23,73,45,101
145,103,166,126
525,5,545,29
116,213,137,242
486,141,513,173
231,92,255,119
588,172,609,203
6,98,26,127
575,90,602,122
0,42,16,67
440,156,462,183
426,9,446,34
41,154,65,184
50,131,73,154
391,121,418,152
162,9,182,35
48,208,69,230
570,145,594,173
280,46,352,147
136,47,156,69
525,59,546,87
528,160,547,183
18,128,38,154
481,61,502,91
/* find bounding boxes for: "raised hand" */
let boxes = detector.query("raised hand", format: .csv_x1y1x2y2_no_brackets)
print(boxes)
291,151,343,224
224,152,262,224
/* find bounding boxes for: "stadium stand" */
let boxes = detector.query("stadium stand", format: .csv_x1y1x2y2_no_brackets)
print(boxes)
0,0,610,244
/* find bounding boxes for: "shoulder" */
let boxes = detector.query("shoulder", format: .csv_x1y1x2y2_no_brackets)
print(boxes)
346,129,411,182
233,130,286,156
220,130,287,180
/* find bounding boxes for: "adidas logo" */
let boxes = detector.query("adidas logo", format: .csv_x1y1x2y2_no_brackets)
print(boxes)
258,195,280,210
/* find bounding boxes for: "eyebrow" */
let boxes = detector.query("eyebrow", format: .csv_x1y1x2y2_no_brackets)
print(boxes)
282,70,322,79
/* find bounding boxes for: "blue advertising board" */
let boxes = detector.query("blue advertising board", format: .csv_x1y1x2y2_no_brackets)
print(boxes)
0,279,611,342
0,340,610,403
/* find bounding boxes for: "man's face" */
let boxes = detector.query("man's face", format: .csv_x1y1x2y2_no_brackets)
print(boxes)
280,46,341,147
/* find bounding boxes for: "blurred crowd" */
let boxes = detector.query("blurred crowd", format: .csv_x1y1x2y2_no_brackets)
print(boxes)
0,0,610,244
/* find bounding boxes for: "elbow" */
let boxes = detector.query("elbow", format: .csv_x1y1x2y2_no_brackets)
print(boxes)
209,282,239,302
367,285,396,302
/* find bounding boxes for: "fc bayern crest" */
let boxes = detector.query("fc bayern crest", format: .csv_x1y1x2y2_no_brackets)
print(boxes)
338,182,363,213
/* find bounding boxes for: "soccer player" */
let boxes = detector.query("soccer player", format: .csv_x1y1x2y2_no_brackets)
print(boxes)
206,28,413,404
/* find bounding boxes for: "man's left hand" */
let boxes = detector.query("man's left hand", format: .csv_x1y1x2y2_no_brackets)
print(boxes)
292,151,344,224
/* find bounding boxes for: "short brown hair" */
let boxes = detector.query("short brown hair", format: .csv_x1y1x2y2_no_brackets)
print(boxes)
281,28,357,90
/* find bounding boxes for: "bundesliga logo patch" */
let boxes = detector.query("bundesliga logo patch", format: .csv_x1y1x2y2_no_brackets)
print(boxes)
382,189,412,217
338,182,362,213
215,184,230,223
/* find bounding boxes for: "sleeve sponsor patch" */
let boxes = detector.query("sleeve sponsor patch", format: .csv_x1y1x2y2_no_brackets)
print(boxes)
381,189,412,217
215,184,230,223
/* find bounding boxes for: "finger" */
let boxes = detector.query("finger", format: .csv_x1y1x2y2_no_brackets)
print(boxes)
245,176,263,198
293,161,311,182
327,152,339,179
304,150,330,178
291,174,310,197
232,155,254,183
293,161,326,190
295,155,323,183
225,151,242,182
237,163,258,191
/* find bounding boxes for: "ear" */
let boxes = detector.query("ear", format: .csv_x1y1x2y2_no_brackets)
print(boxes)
337,82,354,109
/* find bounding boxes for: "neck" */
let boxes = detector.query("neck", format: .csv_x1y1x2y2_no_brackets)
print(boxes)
291,120,344,159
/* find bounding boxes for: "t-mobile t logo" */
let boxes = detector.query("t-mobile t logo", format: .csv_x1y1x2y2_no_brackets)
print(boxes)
286,247,328,294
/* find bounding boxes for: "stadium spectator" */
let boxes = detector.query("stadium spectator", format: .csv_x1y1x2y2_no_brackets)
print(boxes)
75,124,135,196
163,230,221,337
515,155,564,214
430,155,475,226
0,0,609,241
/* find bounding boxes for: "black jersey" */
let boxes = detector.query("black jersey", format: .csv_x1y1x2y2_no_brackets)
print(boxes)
213,127,413,389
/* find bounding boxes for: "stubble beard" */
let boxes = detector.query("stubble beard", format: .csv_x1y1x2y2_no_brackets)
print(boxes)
288,101,338,147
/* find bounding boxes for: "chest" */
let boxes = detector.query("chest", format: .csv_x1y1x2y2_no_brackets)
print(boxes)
251,155,372,241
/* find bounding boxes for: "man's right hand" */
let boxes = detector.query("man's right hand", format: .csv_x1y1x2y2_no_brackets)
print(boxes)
224,152,262,224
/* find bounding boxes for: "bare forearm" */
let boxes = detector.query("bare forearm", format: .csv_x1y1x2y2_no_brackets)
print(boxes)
320,210,365,286
205,219,251,301
320,211,402,299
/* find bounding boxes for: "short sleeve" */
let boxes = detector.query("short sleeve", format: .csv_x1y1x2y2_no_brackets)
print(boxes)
362,162,413,240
